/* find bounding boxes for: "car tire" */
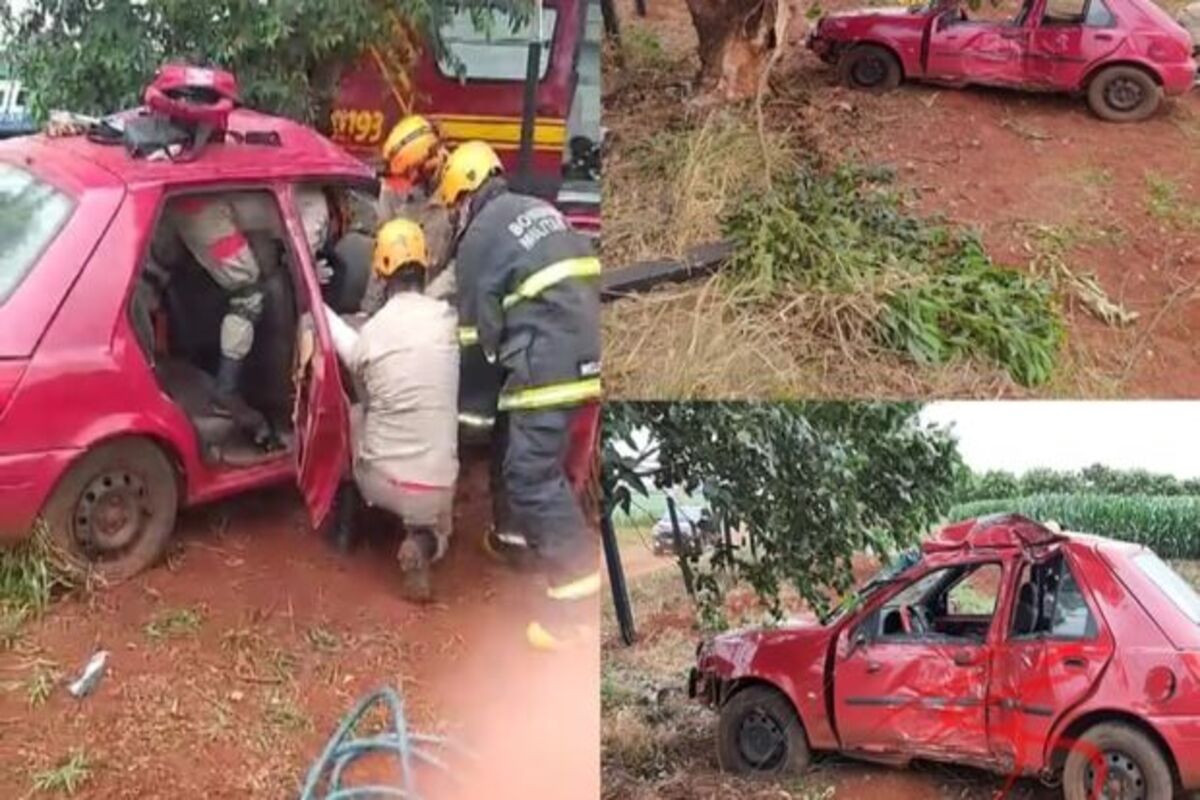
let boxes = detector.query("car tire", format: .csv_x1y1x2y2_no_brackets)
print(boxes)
41,439,179,583
1087,66,1161,123
838,44,902,91
717,685,811,777
1062,722,1174,800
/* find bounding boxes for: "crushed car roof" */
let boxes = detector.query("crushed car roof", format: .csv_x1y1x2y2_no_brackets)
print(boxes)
924,514,1066,554
0,108,373,189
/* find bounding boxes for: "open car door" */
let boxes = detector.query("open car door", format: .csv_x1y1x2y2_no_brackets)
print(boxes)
283,188,350,530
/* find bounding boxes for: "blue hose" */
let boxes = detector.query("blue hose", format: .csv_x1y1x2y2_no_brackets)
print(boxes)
299,685,458,800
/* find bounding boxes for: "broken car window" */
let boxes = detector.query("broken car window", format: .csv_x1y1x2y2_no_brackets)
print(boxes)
1043,0,1088,24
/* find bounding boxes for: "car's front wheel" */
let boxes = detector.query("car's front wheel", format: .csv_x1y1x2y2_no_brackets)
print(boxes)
1062,722,1174,800
1087,66,1162,123
837,44,902,91
41,438,179,582
716,685,811,776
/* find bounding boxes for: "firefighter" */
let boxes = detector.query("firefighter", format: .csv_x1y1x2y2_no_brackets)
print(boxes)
435,140,602,650
366,114,456,310
376,115,517,553
337,218,460,602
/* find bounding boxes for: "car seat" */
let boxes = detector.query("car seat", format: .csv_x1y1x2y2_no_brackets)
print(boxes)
1014,583,1037,636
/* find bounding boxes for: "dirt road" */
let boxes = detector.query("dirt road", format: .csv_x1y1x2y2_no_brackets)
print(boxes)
0,456,598,798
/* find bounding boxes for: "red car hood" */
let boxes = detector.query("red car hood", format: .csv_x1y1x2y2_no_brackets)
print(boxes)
700,618,835,677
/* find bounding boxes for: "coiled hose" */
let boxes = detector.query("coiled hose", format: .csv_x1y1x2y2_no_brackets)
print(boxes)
299,685,457,800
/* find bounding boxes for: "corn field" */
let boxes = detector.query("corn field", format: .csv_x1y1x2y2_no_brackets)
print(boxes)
949,494,1200,559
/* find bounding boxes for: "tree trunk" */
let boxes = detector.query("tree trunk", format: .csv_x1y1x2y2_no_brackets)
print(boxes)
685,0,779,102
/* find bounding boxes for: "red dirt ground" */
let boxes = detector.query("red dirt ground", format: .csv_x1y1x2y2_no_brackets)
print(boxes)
0,455,599,799
609,0,1200,397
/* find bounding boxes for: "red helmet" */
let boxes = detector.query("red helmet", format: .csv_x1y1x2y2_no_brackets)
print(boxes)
143,64,238,130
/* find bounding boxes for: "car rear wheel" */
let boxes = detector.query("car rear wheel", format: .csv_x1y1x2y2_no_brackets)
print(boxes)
717,685,811,776
1087,66,1161,123
1062,723,1173,800
838,45,902,91
41,439,179,582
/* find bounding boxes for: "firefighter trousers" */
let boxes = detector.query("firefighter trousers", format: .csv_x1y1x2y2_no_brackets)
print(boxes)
503,406,597,578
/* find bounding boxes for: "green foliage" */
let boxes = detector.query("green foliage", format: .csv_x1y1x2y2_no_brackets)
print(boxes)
603,402,963,617
144,606,205,641
721,165,1063,386
0,522,74,651
2,0,521,125
949,494,1200,559
957,464,1200,502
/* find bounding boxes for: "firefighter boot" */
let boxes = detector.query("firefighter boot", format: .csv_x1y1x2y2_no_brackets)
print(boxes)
526,567,602,652
214,356,275,449
398,527,438,603
482,527,540,572
328,482,361,554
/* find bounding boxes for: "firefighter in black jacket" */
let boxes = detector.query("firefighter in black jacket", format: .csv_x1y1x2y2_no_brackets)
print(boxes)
436,141,601,650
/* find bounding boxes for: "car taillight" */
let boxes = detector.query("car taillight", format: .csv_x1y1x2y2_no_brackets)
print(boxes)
0,361,27,419
1146,36,1188,63
1145,666,1177,703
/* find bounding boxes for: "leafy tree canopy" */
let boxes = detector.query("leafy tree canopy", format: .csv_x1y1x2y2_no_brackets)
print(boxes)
604,402,963,619
1,0,524,124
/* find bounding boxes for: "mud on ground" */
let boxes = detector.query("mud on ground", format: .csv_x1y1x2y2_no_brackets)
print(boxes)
0,456,599,799
602,0,1200,399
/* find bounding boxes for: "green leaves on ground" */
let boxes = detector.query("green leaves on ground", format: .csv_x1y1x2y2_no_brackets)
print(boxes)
722,165,1064,386
604,402,963,619
950,494,1200,559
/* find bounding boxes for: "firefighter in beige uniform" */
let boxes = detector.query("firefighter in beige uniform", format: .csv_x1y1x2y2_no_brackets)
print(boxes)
341,219,460,601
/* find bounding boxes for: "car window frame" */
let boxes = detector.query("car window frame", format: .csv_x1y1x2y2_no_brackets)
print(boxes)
1007,550,1101,643
860,559,1004,648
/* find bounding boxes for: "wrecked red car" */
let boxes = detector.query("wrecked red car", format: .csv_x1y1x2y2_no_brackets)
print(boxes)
807,0,1198,121
690,514,1200,799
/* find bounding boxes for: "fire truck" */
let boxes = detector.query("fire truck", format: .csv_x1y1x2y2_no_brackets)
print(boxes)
331,0,601,233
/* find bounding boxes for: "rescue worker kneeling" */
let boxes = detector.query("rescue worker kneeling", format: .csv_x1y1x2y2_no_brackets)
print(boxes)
335,219,460,602
436,141,601,650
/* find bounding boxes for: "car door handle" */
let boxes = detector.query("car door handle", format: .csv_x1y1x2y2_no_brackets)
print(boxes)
953,651,977,667
1063,656,1088,669
866,660,882,674
1094,33,1113,41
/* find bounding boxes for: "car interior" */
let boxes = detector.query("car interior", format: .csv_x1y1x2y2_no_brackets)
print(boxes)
862,561,1002,644
1010,553,1097,639
128,185,375,468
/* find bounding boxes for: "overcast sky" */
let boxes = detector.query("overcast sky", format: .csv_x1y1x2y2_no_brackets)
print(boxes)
921,401,1200,478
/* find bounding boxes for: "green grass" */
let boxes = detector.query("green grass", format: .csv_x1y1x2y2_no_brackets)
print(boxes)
723,165,1064,387
26,660,58,707
0,522,75,651
144,606,205,641
1145,172,1200,227
263,689,312,733
31,750,92,795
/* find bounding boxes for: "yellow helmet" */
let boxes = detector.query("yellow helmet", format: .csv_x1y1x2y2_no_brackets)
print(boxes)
381,115,444,181
373,218,428,279
435,140,503,207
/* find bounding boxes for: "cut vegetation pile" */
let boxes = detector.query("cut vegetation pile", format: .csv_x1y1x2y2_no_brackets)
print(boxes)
950,494,1200,559
724,166,1064,386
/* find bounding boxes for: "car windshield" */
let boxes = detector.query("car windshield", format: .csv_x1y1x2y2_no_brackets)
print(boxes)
1134,552,1200,625
0,163,75,306
822,548,922,624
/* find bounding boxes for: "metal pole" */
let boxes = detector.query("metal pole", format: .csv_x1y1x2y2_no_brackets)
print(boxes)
601,0,621,39
515,38,540,193
666,495,696,599
601,509,636,646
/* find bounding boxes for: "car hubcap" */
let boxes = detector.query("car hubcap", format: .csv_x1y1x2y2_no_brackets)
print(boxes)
74,470,151,557
1084,750,1145,800
853,58,885,87
1105,78,1144,112
738,708,786,769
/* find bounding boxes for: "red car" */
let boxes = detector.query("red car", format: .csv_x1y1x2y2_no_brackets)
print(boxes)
0,109,406,579
690,514,1200,799
807,0,1197,121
